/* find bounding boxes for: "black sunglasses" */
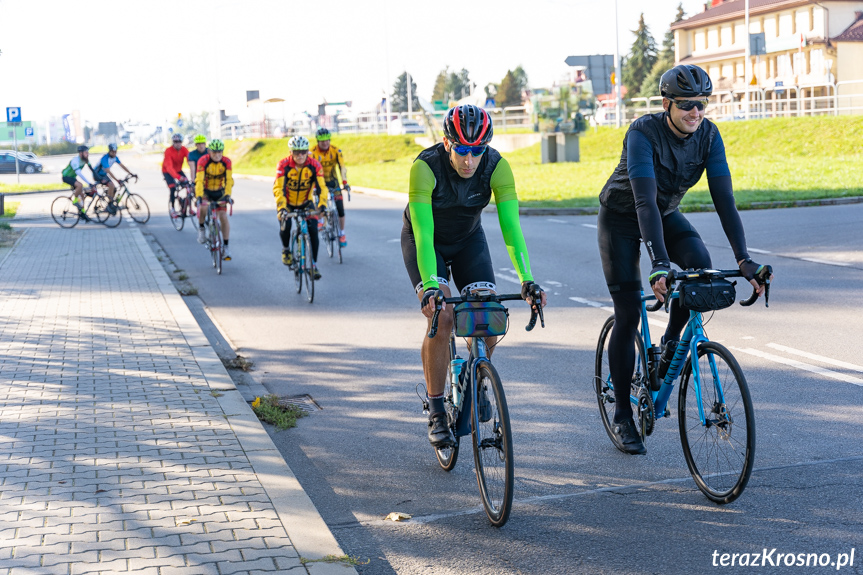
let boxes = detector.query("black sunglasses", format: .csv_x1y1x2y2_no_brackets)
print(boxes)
671,98,709,111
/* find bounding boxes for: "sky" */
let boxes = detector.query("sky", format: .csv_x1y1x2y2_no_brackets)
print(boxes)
0,0,707,126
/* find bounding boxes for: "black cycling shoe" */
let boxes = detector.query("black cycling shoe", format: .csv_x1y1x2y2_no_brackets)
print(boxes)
427,412,455,448
612,418,647,455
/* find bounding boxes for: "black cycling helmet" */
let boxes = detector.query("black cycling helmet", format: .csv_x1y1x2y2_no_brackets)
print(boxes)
107,143,118,152
77,145,89,153
171,133,183,143
660,64,713,98
443,104,493,146
315,128,331,141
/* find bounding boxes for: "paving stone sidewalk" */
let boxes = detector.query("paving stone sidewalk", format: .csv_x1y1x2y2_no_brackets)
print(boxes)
0,225,356,575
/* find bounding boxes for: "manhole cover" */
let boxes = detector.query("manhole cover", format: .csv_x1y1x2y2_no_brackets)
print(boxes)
277,394,321,413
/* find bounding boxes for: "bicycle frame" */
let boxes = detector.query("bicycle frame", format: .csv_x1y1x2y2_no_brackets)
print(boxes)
449,333,492,439
290,210,312,267
637,292,714,425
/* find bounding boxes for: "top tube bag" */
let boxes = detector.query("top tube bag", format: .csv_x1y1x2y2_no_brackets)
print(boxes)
453,301,509,337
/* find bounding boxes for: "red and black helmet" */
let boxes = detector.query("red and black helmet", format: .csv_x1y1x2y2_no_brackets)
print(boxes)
443,105,493,146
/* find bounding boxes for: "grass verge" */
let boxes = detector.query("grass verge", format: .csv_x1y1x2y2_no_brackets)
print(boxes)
2,201,20,219
251,395,307,430
0,183,64,194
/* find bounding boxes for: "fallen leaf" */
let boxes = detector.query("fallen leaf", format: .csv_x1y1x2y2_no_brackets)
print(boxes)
95,489,106,494
251,397,261,409
385,512,411,522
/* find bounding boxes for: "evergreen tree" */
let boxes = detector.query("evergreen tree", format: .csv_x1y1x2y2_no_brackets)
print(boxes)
432,67,449,102
622,13,657,98
431,67,473,103
512,65,529,94
640,4,685,97
497,69,522,108
391,72,420,113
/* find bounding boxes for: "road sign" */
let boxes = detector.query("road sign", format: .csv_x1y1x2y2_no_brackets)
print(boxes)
24,127,34,137
774,81,785,95
565,54,614,94
6,107,21,122
750,33,766,56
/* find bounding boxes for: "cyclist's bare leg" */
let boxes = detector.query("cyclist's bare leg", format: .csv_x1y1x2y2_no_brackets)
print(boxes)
198,198,207,227
219,208,230,241
107,180,116,201
419,284,454,398
73,182,85,204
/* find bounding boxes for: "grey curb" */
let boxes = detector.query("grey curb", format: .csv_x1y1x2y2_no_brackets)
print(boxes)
130,228,358,575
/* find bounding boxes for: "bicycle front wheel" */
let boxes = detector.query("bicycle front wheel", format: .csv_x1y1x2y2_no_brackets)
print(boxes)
303,234,314,303
678,341,755,504
95,197,122,228
51,196,80,228
211,222,223,274
472,361,513,527
170,198,184,231
594,316,651,448
125,193,150,224
332,215,343,264
435,365,460,472
323,215,334,258
292,234,303,294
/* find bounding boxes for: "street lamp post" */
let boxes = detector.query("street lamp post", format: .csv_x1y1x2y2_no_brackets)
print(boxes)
744,0,751,120
615,0,622,128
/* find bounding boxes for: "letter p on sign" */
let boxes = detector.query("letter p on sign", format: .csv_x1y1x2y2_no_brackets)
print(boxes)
6,107,21,122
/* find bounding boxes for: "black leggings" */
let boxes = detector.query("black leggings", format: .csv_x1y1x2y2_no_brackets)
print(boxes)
598,206,712,422
280,216,320,262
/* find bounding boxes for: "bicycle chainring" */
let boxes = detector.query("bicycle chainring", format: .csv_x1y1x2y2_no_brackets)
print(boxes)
637,387,656,438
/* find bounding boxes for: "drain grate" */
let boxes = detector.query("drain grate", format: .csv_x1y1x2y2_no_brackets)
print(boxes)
277,394,321,413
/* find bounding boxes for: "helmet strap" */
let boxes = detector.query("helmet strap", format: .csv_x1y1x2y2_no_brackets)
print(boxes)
664,110,688,139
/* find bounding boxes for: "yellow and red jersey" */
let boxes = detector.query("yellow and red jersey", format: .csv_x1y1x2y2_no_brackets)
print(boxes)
195,156,233,198
310,145,346,184
273,156,328,211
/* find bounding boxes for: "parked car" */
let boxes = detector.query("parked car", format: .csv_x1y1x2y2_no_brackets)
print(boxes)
388,118,426,135
0,149,38,162
0,152,43,174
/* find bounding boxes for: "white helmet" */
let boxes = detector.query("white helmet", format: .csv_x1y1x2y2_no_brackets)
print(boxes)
288,136,309,151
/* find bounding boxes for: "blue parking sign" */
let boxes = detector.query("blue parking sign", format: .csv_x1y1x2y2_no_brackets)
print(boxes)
6,107,21,122
24,127,34,137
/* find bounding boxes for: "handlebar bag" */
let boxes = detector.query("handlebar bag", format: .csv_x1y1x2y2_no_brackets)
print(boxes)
453,301,509,337
680,279,736,312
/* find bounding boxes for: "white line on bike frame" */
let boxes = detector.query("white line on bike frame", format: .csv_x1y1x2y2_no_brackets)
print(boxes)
731,347,863,386
765,343,863,373
800,257,851,267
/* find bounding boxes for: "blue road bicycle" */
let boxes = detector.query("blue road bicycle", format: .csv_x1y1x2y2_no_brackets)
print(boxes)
594,267,771,503
425,284,544,526
281,205,316,304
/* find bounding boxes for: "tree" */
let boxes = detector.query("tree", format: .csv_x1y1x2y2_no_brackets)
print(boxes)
431,68,448,102
497,69,522,108
512,65,529,94
622,13,657,98
640,4,685,98
391,71,420,113
430,67,473,103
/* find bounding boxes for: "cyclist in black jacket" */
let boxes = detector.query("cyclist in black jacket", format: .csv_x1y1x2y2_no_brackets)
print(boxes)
597,64,772,455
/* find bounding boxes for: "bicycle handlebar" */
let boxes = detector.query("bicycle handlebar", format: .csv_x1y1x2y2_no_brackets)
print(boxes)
646,267,772,311
427,291,545,339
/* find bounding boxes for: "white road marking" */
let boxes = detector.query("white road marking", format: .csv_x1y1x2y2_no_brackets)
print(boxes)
386,238,400,243
544,280,563,287
582,224,597,229
800,257,851,267
547,218,567,224
569,297,603,308
731,347,863,387
749,248,771,254
765,343,863,373
499,275,521,284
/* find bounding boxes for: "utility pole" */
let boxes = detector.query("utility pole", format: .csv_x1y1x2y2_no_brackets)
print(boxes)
614,0,622,128
744,0,751,120
407,70,413,115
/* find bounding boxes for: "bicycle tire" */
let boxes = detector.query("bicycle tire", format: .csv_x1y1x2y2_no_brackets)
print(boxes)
51,196,80,228
594,316,651,449
170,198,185,231
324,214,335,258
472,361,513,527
334,215,343,264
212,220,223,274
678,341,755,504
124,193,150,224
96,197,122,228
303,234,314,303
293,233,303,294
435,363,460,472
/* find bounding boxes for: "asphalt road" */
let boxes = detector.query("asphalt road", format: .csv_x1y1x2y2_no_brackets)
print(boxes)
65,155,863,574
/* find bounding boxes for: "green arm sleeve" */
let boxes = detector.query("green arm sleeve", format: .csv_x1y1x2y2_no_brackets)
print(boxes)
408,160,439,291
491,159,534,283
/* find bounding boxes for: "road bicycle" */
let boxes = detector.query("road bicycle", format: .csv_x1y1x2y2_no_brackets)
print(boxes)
281,205,317,304
594,266,771,504
51,186,122,228
320,188,343,264
110,175,149,224
202,198,232,275
170,180,197,231
425,283,545,526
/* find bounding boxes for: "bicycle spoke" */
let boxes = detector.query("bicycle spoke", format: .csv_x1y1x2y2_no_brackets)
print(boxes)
472,362,513,527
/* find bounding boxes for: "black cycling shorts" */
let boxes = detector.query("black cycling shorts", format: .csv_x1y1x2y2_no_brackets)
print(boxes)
201,190,226,203
401,215,496,295
163,171,187,188
94,173,111,185
62,175,78,189
597,205,710,294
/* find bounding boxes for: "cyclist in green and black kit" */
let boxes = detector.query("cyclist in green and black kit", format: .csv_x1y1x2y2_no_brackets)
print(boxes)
401,104,547,447
61,145,96,216
188,134,208,183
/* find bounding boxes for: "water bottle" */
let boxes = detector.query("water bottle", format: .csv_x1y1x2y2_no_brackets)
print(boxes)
450,357,466,408
647,345,661,391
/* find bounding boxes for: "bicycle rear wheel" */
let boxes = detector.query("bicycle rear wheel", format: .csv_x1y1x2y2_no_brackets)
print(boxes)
51,196,80,228
678,341,755,504
170,197,184,230
125,193,150,224
472,361,513,527
95,197,122,227
594,316,651,448
435,364,460,472
303,234,314,303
